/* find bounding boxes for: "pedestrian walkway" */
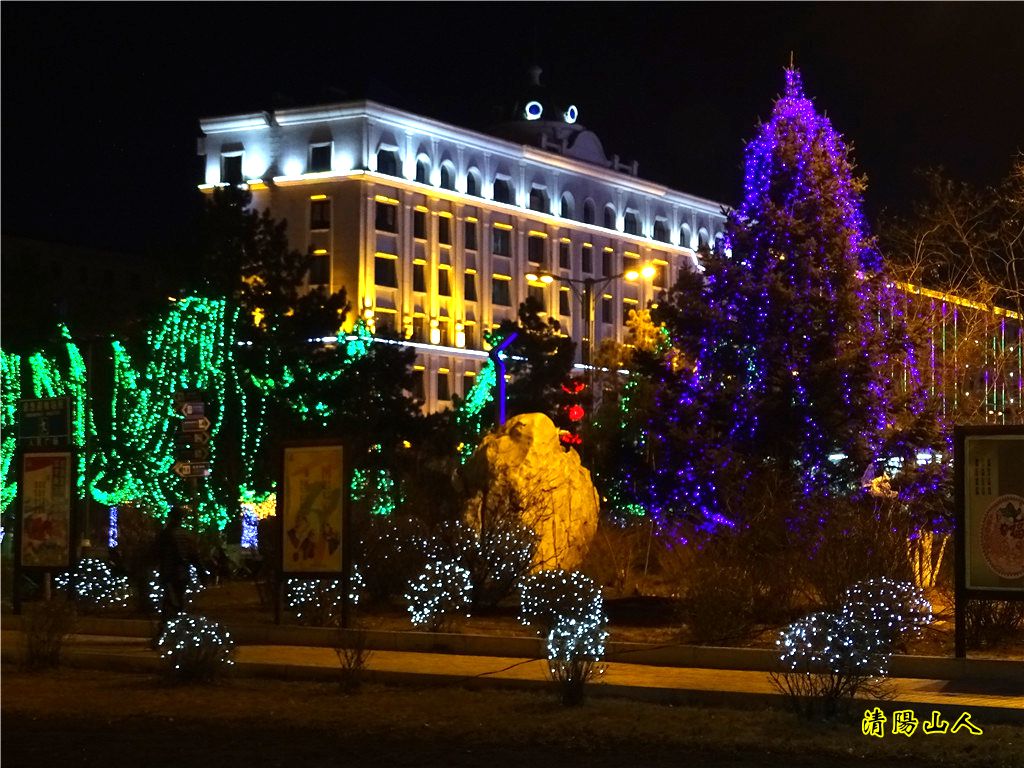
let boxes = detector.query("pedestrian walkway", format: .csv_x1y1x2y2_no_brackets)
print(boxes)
3,630,1022,723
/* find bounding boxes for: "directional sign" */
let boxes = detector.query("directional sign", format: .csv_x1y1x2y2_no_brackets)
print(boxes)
18,397,71,448
173,461,211,479
177,446,210,462
181,416,211,433
179,402,205,417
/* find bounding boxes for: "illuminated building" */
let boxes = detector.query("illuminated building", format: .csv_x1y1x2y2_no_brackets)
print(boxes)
198,80,727,411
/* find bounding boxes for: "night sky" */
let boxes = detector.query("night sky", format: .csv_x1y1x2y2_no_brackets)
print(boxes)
3,3,1023,256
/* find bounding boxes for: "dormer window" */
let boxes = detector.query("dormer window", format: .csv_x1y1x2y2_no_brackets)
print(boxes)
309,143,332,173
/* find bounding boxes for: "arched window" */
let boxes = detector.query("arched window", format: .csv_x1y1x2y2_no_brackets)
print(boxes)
415,155,431,185
714,232,725,254
465,167,481,197
698,227,710,250
376,148,399,176
603,204,616,230
623,211,640,236
439,161,456,191
528,187,548,213
583,199,596,224
493,178,513,204
680,223,693,249
653,219,669,242
560,191,575,219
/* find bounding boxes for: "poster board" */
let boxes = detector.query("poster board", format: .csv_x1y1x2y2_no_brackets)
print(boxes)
279,443,346,575
19,451,73,569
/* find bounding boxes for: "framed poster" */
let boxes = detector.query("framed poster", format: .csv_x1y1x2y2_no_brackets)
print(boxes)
956,427,1024,595
280,443,345,574
19,451,73,569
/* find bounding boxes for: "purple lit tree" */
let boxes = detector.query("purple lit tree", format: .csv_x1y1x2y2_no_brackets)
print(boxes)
649,69,939,540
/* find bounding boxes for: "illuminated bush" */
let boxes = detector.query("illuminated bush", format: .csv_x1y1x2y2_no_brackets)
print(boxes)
841,577,932,647
359,515,429,601
405,561,472,632
429,519,537,608
54,558,131,611
286,569,364,627
520,570,607,706
769,611,891,718
147,565,205,613
158,614,235,682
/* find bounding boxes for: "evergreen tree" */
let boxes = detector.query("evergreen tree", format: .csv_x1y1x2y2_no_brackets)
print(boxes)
650,69,938,538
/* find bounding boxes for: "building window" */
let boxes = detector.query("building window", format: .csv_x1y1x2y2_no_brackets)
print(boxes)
559,288,571,316
528,187,548,213
560,192,574,219
463,372,476,393
438,216,452,246
680,223,693,249
624,211,641,236
653,219,669,242
309,254,329,285
413,315,428,342
413,263,426,293
492,226,511,257
653,262,667,289
527,284,545,311
493,178,513,204
374,256,398,287
559,240,571,269
376,148,399,176
492,276,511,306
466,168,481,196
602,249,614,277
440,162,455,191
602,296,613,324
464,272,477,302
309,143,332,173
412,369,425,401
375,201,397,232
528,235,545,265
222,153,243,184
583,199,596,224
416,157,431,184
582,244,593,273
603,204,616,230
698,227,710,250
437,371,451,401
623,300,638,325
438,268,452,296
464,324,476,349
311,199,331,230
464,219,478,250
413,210,427,240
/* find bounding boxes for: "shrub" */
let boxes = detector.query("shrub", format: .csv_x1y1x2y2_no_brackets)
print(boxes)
286,569,364,627
147,565,205,614
769,611,891,719
158,614,235,682
334,628,373,693
54,558,131,612
964,598,1024,649
520,570,608,706
405,561,473,632
358,515,429,601
841,577,932,649
23,596,77,670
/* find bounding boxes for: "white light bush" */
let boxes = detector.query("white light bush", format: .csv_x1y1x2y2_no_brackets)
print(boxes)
158,614,235,682
54,558,131,611
841,577,932,648
286,568,364,627
147,565,205,613
769,610,891,718
405,560,472,632
520,570,608,706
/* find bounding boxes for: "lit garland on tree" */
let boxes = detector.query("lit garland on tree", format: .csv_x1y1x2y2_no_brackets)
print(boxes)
454,358,497,463
0,350,21,513
649,68,936,538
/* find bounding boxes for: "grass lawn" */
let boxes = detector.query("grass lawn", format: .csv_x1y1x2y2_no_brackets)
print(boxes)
2,666,1020,768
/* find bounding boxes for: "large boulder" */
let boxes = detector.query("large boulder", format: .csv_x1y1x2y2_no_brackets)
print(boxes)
462,413,599,571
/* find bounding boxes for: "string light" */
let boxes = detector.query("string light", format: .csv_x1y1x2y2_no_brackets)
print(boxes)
54,557,131,609
158,614,235,678
405,560,472,631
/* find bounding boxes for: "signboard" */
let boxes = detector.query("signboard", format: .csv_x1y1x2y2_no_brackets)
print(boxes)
280,443,345,574
19,451,73,568
957,428,1024,593
18,397,70,448
173,390,211,480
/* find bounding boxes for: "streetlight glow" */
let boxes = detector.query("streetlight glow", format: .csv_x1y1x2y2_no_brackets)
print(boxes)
624,270,640,282
641,264,657,280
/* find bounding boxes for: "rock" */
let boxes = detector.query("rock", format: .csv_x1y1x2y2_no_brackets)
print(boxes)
462,413,599,571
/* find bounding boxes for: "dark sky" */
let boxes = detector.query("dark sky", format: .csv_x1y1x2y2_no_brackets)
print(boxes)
3,3,1023,255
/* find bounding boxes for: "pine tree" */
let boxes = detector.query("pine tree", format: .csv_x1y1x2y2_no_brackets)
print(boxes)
650,69,937,538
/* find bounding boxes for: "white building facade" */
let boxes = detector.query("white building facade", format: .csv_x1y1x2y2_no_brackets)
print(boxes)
198,97,726,411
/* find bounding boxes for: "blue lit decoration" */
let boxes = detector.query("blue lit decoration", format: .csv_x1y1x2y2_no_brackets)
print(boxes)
108,507,118,549
490,331,519,426
240,503,258,548
524,101,543,120
647,69,938,540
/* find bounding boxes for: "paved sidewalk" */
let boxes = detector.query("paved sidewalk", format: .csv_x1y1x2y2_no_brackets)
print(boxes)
3,630,1022,723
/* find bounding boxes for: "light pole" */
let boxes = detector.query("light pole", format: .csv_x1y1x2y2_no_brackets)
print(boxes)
525,264,656,367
